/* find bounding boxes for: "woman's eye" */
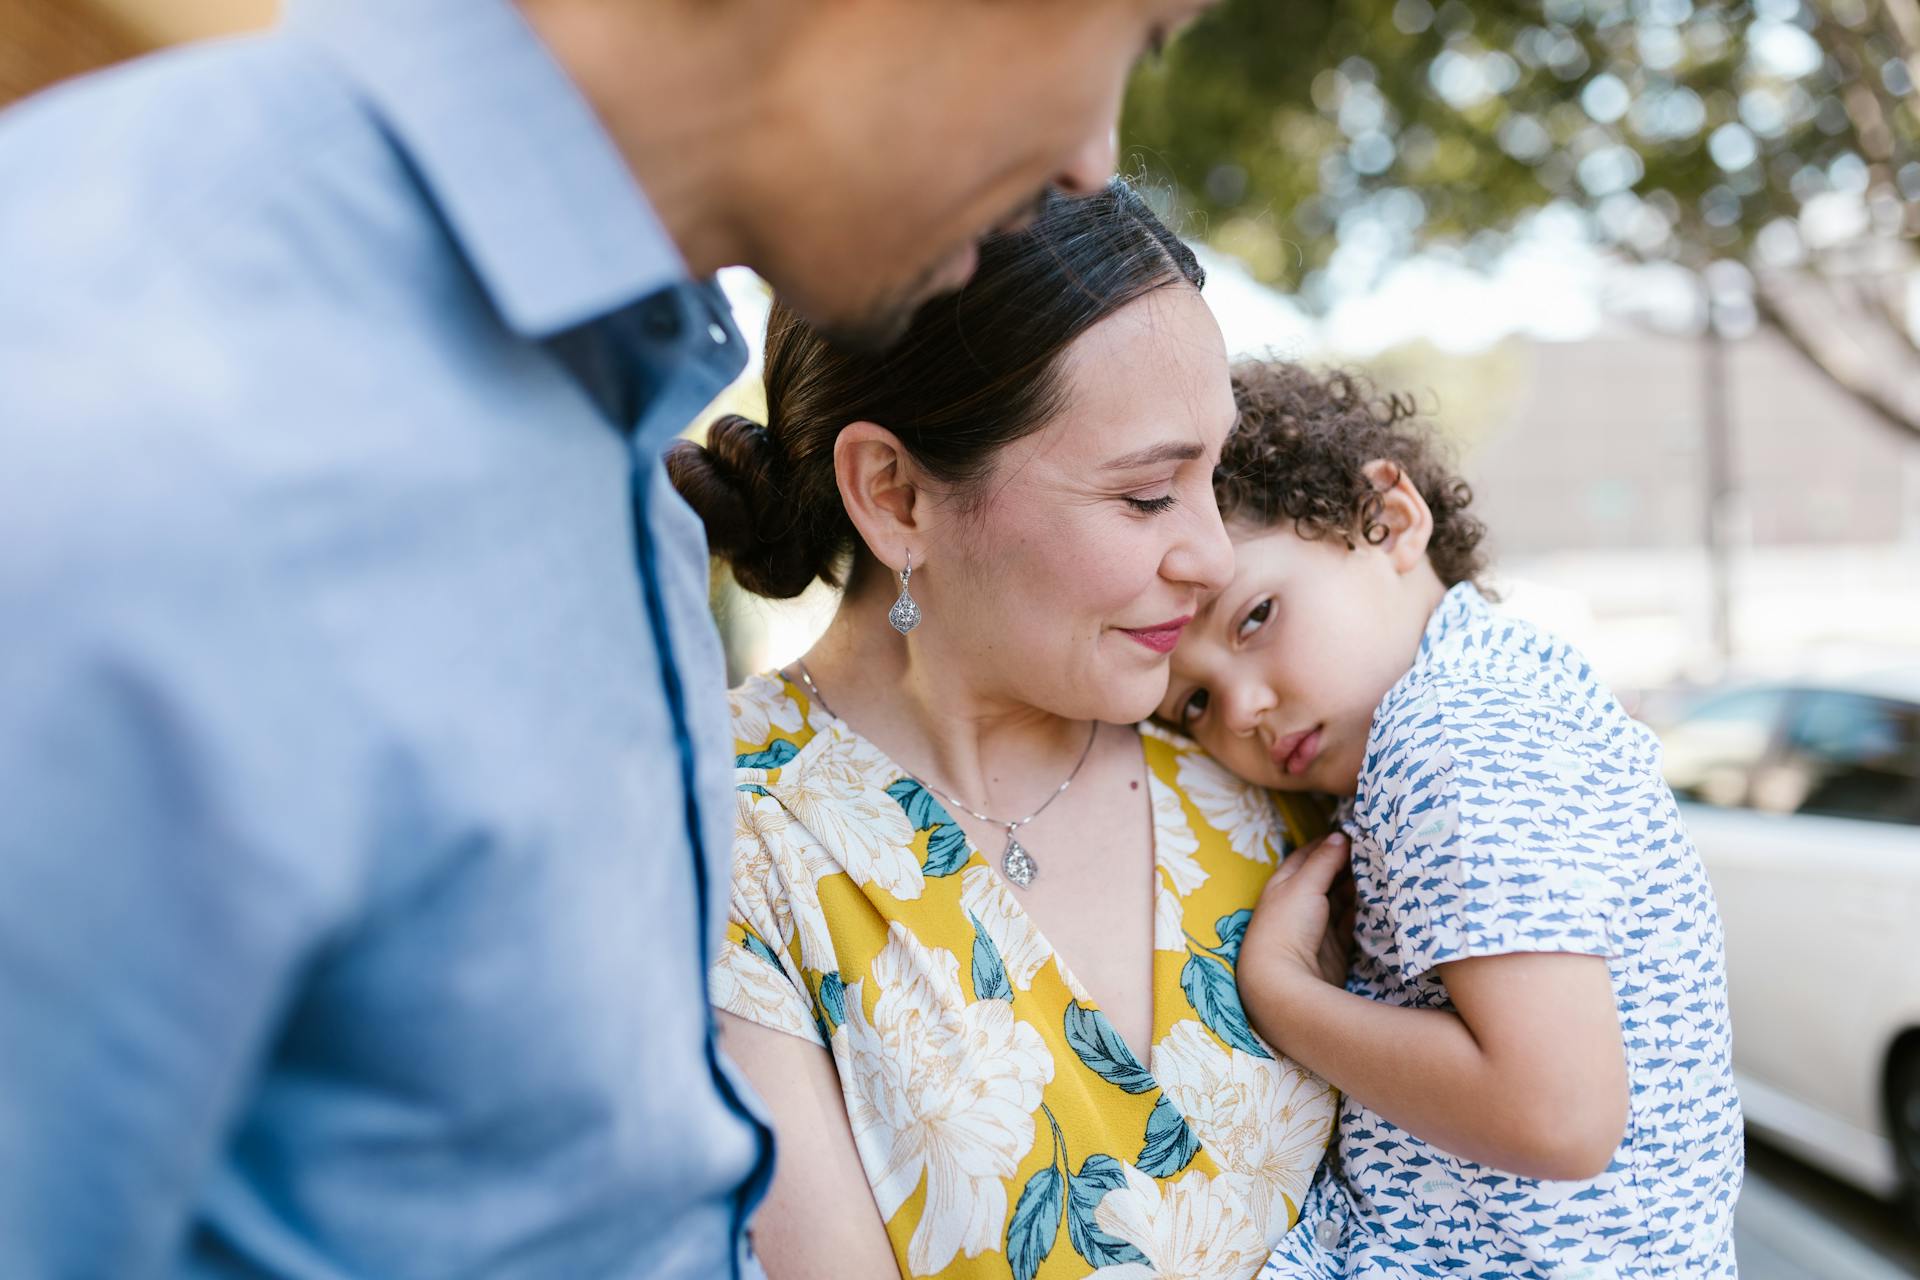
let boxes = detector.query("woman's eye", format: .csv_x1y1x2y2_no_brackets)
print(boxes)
1236,598,1273,641
1123,494,1178,515
1180,687,1210,726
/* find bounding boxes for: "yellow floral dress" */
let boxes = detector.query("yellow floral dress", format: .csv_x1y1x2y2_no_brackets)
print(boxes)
712,673,1337,1280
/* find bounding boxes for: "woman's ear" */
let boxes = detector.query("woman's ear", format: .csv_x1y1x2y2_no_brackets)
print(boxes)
834,421,930,574
1361,458,1435,574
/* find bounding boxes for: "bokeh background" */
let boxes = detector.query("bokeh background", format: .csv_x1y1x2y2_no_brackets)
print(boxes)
8,0,1918,1273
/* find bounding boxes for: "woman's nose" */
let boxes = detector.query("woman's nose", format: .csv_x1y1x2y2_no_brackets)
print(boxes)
1054,126,1119,198
1164,494,1236,595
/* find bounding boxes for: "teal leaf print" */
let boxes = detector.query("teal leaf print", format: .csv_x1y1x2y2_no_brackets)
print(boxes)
969,912,1013,1002
741,931,782,971
736,783,771,798
1066,1154,1150,1267
1137,1094,1201,1177
817,971,847,1032
1007,1164,1064,1280
885,777,943,829
888,777,971,877
1211,909,1253,965
735,739,800,771
1063,1001,1156,1094
922,822,969,877
1179,952,1273,1059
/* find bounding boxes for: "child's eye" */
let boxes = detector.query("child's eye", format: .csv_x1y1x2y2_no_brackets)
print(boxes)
1179,687,1210,727
1236,598,1273,641
1123,494,1179,515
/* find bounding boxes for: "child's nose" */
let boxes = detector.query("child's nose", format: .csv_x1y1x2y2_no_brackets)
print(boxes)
1224,681,1274,736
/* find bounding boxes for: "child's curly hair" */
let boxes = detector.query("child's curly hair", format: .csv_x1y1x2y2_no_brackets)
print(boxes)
1216,359,1489,589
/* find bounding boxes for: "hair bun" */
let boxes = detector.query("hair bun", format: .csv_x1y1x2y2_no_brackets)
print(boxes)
667,413,824,599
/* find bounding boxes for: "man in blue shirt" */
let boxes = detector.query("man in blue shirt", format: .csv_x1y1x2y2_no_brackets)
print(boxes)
0,0,1213,1274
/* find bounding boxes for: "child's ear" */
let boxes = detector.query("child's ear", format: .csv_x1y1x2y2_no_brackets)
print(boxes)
1361,459,1435,574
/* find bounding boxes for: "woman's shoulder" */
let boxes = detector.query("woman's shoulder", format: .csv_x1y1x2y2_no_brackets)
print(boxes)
1136,720,1333,858
727,670,826,763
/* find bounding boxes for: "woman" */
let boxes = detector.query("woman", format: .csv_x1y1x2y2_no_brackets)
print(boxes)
670,183,1337,1280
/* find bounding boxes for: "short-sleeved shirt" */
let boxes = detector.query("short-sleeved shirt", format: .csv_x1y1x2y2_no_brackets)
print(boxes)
1262,584,1743,1280
713,673,1341,1280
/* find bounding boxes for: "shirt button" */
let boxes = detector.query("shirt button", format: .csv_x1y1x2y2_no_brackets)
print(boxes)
1315,1217,1341,1249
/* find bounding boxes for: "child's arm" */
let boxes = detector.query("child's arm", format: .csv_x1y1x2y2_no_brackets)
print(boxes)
1240,836,1631,1182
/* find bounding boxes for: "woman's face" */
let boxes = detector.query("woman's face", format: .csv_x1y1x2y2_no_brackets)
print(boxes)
916,285,1237,723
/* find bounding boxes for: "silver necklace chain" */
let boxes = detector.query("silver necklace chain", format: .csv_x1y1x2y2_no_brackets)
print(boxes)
789,660,1096,888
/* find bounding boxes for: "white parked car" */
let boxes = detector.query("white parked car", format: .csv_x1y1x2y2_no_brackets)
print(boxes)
1652,670,1920,1224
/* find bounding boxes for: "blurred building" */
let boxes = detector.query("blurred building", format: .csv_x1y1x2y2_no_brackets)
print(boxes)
1468,329,1920,693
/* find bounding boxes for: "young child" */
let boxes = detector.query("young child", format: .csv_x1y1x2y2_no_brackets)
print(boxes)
1160,360,1743,1278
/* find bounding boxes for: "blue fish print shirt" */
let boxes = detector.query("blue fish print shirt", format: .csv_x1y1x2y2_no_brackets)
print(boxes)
1262,583,1743,1279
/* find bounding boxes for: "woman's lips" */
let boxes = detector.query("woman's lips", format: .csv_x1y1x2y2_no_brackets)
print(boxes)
1269,726,1323,777
1119,615,1192,654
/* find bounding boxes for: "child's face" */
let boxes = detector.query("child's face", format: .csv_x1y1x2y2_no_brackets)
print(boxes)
1158,464,1449,796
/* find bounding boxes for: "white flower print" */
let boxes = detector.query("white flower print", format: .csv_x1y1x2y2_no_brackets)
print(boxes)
1150,772,1206,894
729,674,805,750
771,728,923,901
835,926,1055,1276
1137,719,1197,748
1150,1020,1337,1246
734,789,845,967
1086,1163,1271,1280
959,865,1050,991
1153,880,1188,954
711,940,820,1045
1173,751,1281,865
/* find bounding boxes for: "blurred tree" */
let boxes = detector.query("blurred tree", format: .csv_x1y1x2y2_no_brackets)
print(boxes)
1125,0,1920,438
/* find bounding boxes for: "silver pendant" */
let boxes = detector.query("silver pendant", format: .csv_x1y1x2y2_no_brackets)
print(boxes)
1002,835,1036,887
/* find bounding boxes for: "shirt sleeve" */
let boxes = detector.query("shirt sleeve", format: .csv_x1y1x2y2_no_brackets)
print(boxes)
1362,675,1630,982
709,789,827,1048
0,552,365,1273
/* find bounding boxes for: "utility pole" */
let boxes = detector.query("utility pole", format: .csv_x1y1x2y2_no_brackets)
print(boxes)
1700,276,1736,673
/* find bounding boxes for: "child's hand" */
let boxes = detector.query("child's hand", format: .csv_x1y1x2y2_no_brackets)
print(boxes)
1238,833,1355,1015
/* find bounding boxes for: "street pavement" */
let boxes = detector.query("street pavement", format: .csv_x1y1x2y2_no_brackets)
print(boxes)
1735,1132,1919,1279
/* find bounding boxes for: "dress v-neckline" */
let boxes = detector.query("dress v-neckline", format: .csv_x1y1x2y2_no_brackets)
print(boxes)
775,672,1169,1076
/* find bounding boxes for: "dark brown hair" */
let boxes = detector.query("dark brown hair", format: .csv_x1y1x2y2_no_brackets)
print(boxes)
668,181,1205,599
1216,360,1488,588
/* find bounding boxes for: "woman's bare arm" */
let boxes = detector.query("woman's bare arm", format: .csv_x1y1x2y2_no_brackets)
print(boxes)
717,1010,902,1280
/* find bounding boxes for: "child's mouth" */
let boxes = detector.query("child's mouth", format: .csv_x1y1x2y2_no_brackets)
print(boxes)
1269,726,1323,777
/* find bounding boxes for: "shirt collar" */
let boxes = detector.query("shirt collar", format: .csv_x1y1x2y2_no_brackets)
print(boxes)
1414,580,1489,664
288,0,687,338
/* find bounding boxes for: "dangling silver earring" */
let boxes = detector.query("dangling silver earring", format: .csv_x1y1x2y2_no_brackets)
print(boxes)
888,549,922,635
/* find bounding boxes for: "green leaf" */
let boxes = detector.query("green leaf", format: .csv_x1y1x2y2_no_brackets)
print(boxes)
1212,908,1253,964
1179,952,1272,1059
735,739,800,771
888,777,970,875
1063,1001,1156,1093
922,822,970,877
736,783,771,797
1066,1154,1149,1267
1007,1164,1064,1280
817,971,846,1031
741,931,782,971
969,912,1013,1002
886,776,944,829
1137,1095,1201,1177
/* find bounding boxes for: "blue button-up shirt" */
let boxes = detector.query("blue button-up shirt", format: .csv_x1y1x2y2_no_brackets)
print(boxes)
0,1,773,1275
